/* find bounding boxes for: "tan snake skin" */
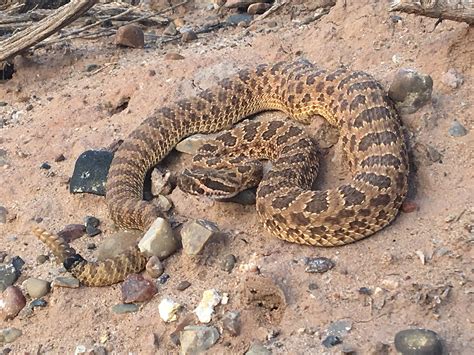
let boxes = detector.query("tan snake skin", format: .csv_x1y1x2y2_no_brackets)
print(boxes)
34,60,409,286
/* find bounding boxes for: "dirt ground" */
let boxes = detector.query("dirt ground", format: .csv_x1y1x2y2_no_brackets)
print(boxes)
1,0,473,353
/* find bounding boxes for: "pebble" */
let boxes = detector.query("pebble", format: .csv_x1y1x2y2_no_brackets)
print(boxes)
448,120,468,137
97,230,142,261
181,219,219,256
85,225,101,237
163,22,178,36
57,224,86,243
84,215,100,228
0,263,19,292
10,257,24,273
138,217,178,259
0,286,26,320
164,52,185,60
327,319,352,337
155,195,173,212
175,133,213,154
246,342,271,355
52,276,80,288
176,280,191,291
69,150,114,196
225,0,268,9
151,169,173,196
221,254,237,272
30,298,47,308
388,68,433,114
222,311,241,336
40,162,51,170
158,273,170,284
226,13,254,25
121,274,157,303
115,24,145,48
85,64,99,72
22,278,51,298
194,289,221,323
394,328,443,355
442,68,463,89
146,256,164,278
304,256,335,273
322,335,342,348
181,30,198,42
54,154,66,163
179,325,220,355
0,206,8,224
87,243,96,250
247,3,271,15
158,298,181,322
0,328,22,343
112,303,139,314
401,200,418,213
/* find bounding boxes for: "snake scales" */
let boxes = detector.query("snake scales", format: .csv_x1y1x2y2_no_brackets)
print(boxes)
33,60,408,286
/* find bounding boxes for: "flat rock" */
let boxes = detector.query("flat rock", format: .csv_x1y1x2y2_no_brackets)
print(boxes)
121,274,157,303
448,120,468,137
226,13,254,25
112,303,139,314
57,224,86,243
322,335,342,348
0,286,26,320
246,342,271,355
22,278,51,298
304,256,335,273
0,263,19,292
69,150,113,196
179,325,220,355
96,230,142,261
138,217,178,259
115,24,145,48
0,327,22,343
247,3,271,15
181,219,219,256
394,328,443,355
181,30,198,42
52,276,80,288
222,311,241,336
388,68,433,114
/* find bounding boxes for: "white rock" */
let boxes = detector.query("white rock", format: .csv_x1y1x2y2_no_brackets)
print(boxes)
158,298,181,322
194,289,221,323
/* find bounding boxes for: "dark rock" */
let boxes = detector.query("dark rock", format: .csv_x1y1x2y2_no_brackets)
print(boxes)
304,257,335,273
30,298,47,308
70,150,113,196
221,254,237,272
358,286,372,295
121,274,157,303
54,153,66,162
85,64,99,72
112,303,139,314
177,280,191,291
448,120,468,137
87,243,96,250
84,215,100,228
40,162,51,170
388,68,433,114
322,335,342,348
179,325,220,354
226,13,254,25
85,225,102,237
394,328,443,355
52,277,80,288
401,200,418,213
0,286,26,320
182,30,198,42
158,273,170,284
57,224,86,243
308,283,318,291
115,24,145,48
222,311,241,336
0,263,19,292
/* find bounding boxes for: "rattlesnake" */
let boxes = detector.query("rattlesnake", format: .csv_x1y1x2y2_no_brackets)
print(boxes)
33,60,409,286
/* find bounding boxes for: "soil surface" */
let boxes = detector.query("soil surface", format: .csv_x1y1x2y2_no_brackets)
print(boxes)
1,0,473,353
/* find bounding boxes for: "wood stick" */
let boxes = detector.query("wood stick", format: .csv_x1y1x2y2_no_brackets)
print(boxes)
0,0,97,62
390,0,474,25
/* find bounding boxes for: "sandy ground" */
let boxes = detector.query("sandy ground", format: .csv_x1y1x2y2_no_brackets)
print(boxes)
1,0,473,353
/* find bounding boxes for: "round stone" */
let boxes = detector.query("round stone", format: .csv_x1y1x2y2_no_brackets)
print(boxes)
23,278,51,298
394,328,443,355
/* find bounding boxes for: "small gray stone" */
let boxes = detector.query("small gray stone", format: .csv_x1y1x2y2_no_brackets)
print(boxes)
0,286,26,320
327,319,352,337
226,13,254,25
23,278,51,298
448,120,468,137
69,150,114,196
246,342,271,355
58,224,86,243
394,328,443,355
181,30,198,42
163,22,178,36
221,254,237,272
176,280,191,291
181,219,219,256
146,256,164,278
97,230,142,261
0,328,22,343
0,206,7,224
30,298,47,308
0,264,19,292
322,335,342,348
85,64,99,72
180,325,220,355
138,217,178,259
388,68,433,114
85,225,101,237
84,215,100,228
52,277,80,288
36,254,48,264
112,303,139,314
222,311,241,336
304,257,335,273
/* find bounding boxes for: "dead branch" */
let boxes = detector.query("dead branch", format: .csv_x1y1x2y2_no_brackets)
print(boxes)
390,0,474,25
0,0,97,62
